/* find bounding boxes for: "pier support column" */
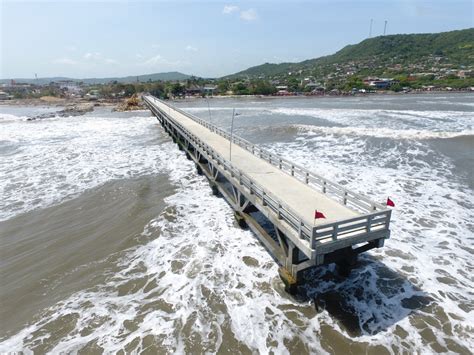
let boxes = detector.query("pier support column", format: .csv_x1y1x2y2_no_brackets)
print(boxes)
209,181,219,196
234,210,247,228
335,247,358,277
196,164,203,175
278,241,302,294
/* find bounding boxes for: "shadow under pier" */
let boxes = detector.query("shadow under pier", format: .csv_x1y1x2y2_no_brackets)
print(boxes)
296,254,432,336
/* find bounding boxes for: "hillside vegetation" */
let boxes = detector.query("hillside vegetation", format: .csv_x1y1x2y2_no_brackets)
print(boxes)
227,28,474,79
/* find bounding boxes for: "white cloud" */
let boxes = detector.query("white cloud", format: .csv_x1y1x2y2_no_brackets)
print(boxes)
142,54,163,66
240,8,258,21
53,57,78,65
223,5,258,21
223,5,239,14
83,52,101,60
185,45,198,52
82,52,118,64
140,54,190,68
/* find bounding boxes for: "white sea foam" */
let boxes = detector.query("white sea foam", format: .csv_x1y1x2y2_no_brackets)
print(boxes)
1,104,473,353
0,114,166,221
0,135,327,353
271,107,474,132
293,124,474,140
418,99,474,107
0,113,30,122
263,129,474,352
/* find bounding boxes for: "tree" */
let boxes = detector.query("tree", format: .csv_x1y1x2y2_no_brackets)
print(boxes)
171,83,185,97
251,80,277,95
150,82,165,98
123,84,136,97
287,77,300,92
233,82,250,95
217,80,230,93
343,75,367,91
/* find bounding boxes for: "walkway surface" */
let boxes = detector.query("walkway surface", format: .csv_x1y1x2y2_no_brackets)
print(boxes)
150,97,360,226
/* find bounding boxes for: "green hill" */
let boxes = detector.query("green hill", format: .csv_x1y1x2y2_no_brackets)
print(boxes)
0,71,191,85
227,28,474,79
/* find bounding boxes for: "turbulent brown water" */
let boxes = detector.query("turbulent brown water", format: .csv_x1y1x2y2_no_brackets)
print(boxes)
0,94,473,353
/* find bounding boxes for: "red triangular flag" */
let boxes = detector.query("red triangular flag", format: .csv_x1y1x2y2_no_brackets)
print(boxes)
314,210,326,219
386,197,395,207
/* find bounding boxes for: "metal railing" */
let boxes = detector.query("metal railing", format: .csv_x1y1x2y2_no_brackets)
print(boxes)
154,98,386,213
144,96,391,250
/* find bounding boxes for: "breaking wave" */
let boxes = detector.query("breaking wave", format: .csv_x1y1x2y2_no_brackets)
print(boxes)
1,97,473,353
293,124,474,140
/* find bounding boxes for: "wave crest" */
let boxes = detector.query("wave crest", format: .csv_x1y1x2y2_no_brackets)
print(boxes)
293,124,474,140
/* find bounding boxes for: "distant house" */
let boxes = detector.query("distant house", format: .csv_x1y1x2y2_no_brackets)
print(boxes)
203,85,217,96
275,85,289,95
0,91,13,100
305,82,323,90
85,90,100,100
185,85,202,96
364,77,396,89
58,80,82,96
369,80,391,89
458,70,474,79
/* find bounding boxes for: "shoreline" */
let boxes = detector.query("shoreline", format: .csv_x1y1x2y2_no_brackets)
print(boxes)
1,90,472,112
0,97,142,119
169,90,474,103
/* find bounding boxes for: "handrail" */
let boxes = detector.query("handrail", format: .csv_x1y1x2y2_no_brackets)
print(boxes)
154,97,386,213
144,96,391,250
145,97,314,243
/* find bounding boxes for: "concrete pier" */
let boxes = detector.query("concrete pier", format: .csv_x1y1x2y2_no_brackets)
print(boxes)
144,95,392,293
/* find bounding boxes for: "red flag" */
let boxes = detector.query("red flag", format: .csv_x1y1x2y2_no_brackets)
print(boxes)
314,210,326,219
386,197,395,207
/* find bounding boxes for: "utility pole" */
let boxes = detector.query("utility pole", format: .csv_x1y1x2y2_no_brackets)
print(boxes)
369,19,373,38
383,20,387,35
229,108,235,161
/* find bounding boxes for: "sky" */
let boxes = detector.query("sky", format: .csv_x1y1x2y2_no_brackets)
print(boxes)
1,0,473,79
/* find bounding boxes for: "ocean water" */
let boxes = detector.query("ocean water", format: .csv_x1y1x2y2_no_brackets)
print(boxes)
0,93,473,353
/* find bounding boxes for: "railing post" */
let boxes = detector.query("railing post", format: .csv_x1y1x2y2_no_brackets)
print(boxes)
262,190,267,206
310,227,316,249
291,165,294,176
385,210,391,230
323,181,327,193
305,172,309,184
277,204,282,219
332,225,339,240
343,191,348,205
249,181,254,194
367,216,373,232
279,159,282,169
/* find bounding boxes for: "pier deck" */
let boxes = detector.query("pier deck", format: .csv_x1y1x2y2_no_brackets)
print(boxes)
144,95,392,292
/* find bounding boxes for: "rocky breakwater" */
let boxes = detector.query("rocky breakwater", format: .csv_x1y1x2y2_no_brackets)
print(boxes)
113,94,144,112
27,102,95,121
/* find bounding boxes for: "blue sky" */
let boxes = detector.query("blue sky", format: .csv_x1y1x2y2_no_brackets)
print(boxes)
1,0,473,79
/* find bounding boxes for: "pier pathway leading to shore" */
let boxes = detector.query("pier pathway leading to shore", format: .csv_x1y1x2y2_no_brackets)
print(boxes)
144,95,392,292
